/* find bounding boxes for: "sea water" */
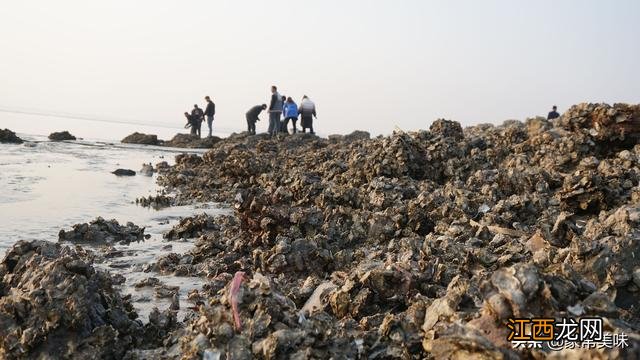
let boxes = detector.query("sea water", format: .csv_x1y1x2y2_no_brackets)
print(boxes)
0,127,227,320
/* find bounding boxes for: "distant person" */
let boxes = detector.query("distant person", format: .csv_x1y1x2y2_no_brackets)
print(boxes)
246,104,267,135
190,104,204,138
184,112,197,136
280,95,287,133
547,105,560,120
204,96,216,137
282,97,299,134
299,95,317,134
268,86,283,136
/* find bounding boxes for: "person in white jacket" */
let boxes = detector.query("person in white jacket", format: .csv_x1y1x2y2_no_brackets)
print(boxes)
299,95,317,134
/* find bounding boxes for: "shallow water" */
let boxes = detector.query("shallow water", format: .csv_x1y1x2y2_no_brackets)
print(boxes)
0,135,228,320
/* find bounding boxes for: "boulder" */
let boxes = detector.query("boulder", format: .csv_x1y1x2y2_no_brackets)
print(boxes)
48,131,76,141
58,217,146,245
121,132,159,145
0,128,23,144
164,133,221,148
113,169,136,176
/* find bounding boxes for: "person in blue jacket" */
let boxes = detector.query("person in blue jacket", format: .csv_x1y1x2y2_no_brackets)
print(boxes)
282,97,299,134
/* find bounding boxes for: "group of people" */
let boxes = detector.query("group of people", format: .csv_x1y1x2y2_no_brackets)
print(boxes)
183,86,318,138
184,96,216,138
246,86,317,136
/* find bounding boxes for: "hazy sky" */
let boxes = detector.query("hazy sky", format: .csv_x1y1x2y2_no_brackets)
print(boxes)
1,0,639,137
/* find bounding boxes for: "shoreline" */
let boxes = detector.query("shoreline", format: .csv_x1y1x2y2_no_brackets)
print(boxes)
1,102,640,358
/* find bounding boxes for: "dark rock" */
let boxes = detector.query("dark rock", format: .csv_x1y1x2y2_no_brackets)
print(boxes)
430,118,464,139
164,213,217,240
164,133,221,148
113,169,136,176
59,217,145,245
136,194,173,209
122,132,159,145
48,131,76,141
0,128,23,144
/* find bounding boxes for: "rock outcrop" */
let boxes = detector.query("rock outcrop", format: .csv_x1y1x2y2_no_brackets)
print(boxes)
48,131,76,141
0,240,144,358
151,102,640,358
164,134,221,149
0,129,23,144
122,132,159,145
113,169,136,176
58,217,145,245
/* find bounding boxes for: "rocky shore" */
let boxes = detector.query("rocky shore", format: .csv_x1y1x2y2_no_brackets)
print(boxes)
2,102,640,359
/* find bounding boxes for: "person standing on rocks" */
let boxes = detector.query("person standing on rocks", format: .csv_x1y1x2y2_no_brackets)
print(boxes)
204,96,216,137
282,97,299,134
547,105,560,120
279,95,288,133
246,104,267,135
190,104,204,138
300,95,317,134
268,86,283,136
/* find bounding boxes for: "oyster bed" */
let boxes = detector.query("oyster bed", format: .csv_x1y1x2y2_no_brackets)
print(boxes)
2,103,640,359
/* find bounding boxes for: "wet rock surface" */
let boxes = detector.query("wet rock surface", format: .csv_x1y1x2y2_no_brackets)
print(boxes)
0,240,144,359
59,217,146,245
121,132,221,149
122,132,159,145
140,163,156,176
0,128,24,144
48,131,77,141
113,168,137,176
164,213,218,241
136,194,174,209
164,134,222,149
149,102,640,358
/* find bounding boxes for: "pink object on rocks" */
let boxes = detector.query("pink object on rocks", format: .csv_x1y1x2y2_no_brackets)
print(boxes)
229,271,246,332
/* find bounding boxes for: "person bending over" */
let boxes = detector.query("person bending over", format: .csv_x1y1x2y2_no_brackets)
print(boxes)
246,104,267,135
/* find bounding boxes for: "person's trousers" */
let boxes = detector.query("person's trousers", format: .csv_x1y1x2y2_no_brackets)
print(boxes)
194,123,202,138
268,112,281,135
301,116,314,134
246,115,256,135
283,117,297,133
206,115,214,137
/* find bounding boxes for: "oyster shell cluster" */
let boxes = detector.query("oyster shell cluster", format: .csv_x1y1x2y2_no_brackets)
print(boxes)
153,103,640,358
2,102,640,358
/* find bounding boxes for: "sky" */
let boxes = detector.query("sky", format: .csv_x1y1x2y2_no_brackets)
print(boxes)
1,0,639,139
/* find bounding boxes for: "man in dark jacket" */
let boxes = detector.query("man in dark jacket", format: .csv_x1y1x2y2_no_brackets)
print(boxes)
267,86,283,136
204,96,216,137
547,105,560,120
246,104,267,135
191,104,204,138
